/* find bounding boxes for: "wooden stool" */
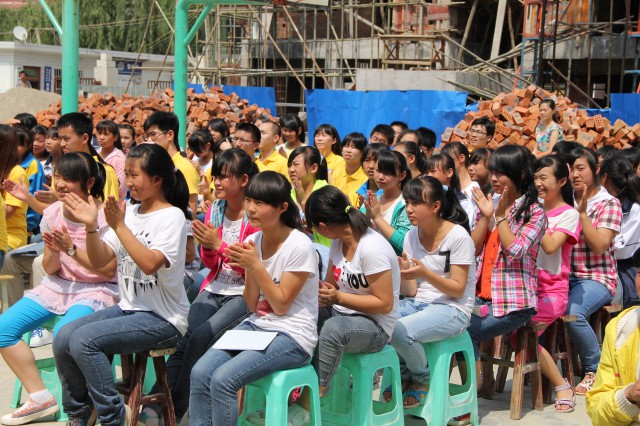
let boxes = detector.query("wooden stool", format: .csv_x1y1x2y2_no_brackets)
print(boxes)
590,304,623,345
0,275,15,313
115,348,177,426
480,321,546,420
541,315,576,404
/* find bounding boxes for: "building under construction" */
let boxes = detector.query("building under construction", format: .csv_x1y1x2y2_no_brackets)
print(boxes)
174,0,635,113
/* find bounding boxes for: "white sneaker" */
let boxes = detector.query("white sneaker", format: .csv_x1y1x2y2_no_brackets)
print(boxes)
30,328,53,348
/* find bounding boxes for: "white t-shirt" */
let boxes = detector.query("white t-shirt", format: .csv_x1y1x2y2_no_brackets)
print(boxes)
462,181,481,200
244,229,319,355
381,195,404,226
205,216,244,295
329,229,400,337
404,224,476,318
103,204,190,334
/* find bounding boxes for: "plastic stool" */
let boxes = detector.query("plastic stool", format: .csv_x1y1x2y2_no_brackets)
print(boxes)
322,345,404,425
404,331,479,425
11,316,67,422
238,364,321,426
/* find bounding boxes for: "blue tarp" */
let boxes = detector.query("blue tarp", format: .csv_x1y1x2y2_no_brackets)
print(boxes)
611,94,640,126
305,89,467,147
183,84,277,117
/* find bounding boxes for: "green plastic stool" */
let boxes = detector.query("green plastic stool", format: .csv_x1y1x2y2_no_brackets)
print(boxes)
238,363,322,426
404,331,479,425
11,316,68,422
322,345,404,426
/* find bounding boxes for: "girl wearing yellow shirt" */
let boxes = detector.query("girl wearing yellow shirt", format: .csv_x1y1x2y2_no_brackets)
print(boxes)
313,124,345,184
0,125,29,250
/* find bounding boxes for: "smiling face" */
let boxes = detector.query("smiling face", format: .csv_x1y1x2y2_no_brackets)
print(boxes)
534,166,565,202
212,169,246,201
125,158,160,202
282,126,299,144
33,133,47,158
54,171,92,201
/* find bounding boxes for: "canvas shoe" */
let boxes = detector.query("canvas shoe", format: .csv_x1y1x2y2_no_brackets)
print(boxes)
1,396,59,425
29,328,53,348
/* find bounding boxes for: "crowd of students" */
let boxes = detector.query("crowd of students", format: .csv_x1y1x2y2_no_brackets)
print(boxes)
0,103,639,426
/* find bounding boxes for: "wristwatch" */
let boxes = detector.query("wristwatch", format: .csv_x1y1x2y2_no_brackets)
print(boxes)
66,244,77,257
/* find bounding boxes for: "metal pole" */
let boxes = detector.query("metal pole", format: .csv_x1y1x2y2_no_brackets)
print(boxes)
537,0,548,87
61,0,79,113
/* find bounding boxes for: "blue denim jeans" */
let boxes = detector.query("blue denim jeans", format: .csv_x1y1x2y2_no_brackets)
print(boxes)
0,296,94,347
53,305,181,426
313,307,389,388
189,322,310,426
565,277,613,373
163,291,249,419
391,299,469,383
467,300,535,360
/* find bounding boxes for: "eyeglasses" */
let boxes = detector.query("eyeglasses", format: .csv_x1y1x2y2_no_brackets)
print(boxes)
370,135,387,143
232,136,257,144
142,131,168,141
468,130,487,136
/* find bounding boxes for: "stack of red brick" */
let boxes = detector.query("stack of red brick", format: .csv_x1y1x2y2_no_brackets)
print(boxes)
441,85,640,151
36,86,274,139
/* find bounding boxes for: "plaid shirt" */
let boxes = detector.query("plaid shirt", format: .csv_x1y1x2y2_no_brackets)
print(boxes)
570,188,622,294
491,197,546,317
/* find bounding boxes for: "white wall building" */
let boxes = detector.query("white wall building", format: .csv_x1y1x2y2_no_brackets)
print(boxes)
0,42,175,96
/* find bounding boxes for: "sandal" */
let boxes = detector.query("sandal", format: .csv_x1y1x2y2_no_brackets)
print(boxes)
382,380,410,403
575,372,596,396
554,378,576,413
403,383,428,409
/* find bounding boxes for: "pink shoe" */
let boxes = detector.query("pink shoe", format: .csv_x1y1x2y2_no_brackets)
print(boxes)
0,396,59,425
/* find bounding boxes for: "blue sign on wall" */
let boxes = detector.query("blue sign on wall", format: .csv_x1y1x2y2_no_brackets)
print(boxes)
43,66,52,92
116,60,142,76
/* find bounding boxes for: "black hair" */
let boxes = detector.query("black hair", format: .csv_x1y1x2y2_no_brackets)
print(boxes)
18,70,27,76
342,132,368,152
15,127,33,150
279,114,305,143
597,145,619,162
540,98,556,110
489,145,540,223
55,152,106,200
213,137,233,158
470,117,495,138
566,147,599,181
47,126,59,139
440,142,470,168
533,155,574,205
469,148,494,166
32,125,48,137
416,127,437,151
0,124,20,182
551,141,580,164
143,111,180,152
314,124,342,155
13,113,37,131
305,185,370,238
96,120,123,150
395,141,427,174
235,122,261,143
211,148,259,181
598,156,640,205
262,120,282,138
127,144,191,219
288,146,328,181
390,121,408,131
370,124,395,145
208,118,230,139
619,147,640,172
57,113,108,166
377,149,411,189
402,176,470,232
117,123,135,138
425,154,461,191
244,171,304,232
396,129,420,145
188,129,213,156
361,143,389,166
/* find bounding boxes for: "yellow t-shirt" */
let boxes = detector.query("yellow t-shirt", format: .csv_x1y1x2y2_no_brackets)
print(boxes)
3,165,28,249
172,152,200,196
94,156,120,201
325,152,346,184
256,150,290,181
0,194,7,252
331,165,368,207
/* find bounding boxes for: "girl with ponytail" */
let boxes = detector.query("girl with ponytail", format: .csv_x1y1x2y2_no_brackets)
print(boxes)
53,144,191,426
598,156,640,309
305,185,400,403
388,176,476,409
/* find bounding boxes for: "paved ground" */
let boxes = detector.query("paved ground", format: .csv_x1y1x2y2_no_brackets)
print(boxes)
0,343,592,425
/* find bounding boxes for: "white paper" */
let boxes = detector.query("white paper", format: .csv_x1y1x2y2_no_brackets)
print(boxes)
212,330,278,351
